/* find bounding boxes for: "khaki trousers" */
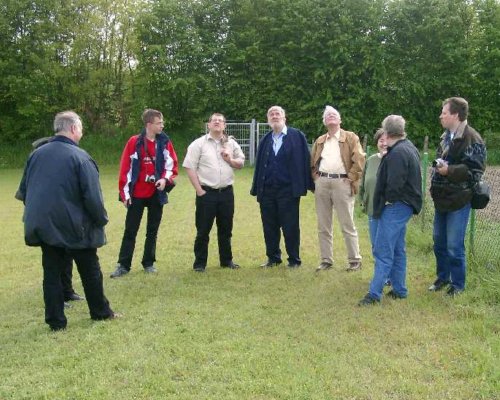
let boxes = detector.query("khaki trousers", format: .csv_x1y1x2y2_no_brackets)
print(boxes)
314,176,361,264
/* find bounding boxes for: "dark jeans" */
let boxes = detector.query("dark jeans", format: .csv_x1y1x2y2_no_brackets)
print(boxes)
41,244,113,330
194,187,234,269
259,185,301,265
433,203,471,290
118,193,164,270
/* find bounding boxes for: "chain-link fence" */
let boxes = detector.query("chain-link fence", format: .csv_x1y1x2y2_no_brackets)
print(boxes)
418,160,499,270
365,140,499,270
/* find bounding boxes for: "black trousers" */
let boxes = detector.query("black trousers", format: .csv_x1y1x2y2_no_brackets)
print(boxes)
118,192,164,270
193,187,234,269
41,243,113,330
60,253,77,300
259,185,301,265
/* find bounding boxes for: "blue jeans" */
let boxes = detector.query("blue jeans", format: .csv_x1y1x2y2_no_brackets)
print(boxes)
369,202,413,300
433,203,471,290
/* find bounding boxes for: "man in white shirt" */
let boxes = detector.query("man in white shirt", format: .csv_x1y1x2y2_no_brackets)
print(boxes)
183,113,245,272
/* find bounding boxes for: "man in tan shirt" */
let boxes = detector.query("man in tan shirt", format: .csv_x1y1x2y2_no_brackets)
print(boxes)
183,113,245,272
311,106,365,272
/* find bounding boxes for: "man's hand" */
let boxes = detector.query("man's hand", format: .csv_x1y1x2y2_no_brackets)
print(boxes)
123,198,131,208
155,178,167,191
436,163,449,176
196,188,207,197
221,149,232,165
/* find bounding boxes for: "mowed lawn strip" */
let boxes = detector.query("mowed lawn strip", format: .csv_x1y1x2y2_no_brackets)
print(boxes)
0,167,498,400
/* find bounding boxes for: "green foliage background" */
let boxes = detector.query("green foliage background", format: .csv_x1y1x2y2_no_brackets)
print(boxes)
0,0,498,156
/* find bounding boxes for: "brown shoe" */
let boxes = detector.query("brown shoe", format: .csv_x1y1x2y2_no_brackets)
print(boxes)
346,261,362,271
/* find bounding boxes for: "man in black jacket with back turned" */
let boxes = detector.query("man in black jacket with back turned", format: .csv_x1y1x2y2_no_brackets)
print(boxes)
16,137,84,306
358,115,422,306
18,111,118,331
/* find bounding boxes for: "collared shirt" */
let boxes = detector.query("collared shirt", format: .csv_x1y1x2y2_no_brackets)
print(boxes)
183,134,245,189
319,129,347,174
272,125,288,155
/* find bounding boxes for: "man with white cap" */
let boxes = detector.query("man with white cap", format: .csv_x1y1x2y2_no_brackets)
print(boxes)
311,106,365,272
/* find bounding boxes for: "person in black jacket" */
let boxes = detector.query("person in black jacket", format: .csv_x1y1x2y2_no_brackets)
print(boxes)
358,115,422,306
16,137,84,306
18,111,118,331
428,97,486,296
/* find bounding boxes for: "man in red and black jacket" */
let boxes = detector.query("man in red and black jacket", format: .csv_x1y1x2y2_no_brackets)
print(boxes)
111,109,178,278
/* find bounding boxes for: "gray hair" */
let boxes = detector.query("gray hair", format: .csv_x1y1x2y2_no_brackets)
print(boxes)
54,111,82,134
382,115,406,138
322,105,341,125
267,105,286,118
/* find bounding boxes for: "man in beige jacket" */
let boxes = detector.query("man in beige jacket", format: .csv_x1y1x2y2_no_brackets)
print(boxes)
311,106,365,272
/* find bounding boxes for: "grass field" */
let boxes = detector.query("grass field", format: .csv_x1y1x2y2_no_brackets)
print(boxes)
0,166,498,399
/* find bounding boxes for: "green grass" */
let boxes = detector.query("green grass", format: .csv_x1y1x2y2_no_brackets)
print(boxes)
0,167,498,399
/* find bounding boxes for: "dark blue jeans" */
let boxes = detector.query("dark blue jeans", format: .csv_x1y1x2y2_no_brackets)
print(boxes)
369,202,413,300
259,185,301,265
118,192,164,270
433,203,471,290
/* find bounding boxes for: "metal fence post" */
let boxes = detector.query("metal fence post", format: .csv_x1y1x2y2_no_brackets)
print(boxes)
249,119,256,165
421,136,429,231
469,209,476,257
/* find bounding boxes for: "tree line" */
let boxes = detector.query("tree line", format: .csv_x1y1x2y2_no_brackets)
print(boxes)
0,0,498,148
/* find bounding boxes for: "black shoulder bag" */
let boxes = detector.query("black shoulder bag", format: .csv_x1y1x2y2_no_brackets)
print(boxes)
471,179,490,209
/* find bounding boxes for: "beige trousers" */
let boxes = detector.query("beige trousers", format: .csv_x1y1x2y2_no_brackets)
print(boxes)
314,176,361,264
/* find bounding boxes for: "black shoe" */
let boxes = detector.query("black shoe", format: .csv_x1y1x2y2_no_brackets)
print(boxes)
110,264,129,278
287,262,301,268
64,292,85,301
260,260,282,268
144,265,158,274
446,286,464,297
386,290,406,300
358,293,380,306
428,279,450,291
221,261,240,269
193,267,206,273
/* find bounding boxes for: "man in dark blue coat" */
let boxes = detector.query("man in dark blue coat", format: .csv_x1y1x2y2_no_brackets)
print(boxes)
250,105,313,268
18,111,118,331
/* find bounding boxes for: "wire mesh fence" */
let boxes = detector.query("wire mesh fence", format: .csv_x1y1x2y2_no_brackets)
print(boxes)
365,138,499,271
416,162,499,270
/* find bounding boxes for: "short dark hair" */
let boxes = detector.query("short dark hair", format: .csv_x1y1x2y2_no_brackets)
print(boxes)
443,97,468,121
142,109,163,125
209,113,226,122
373,128,384,143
